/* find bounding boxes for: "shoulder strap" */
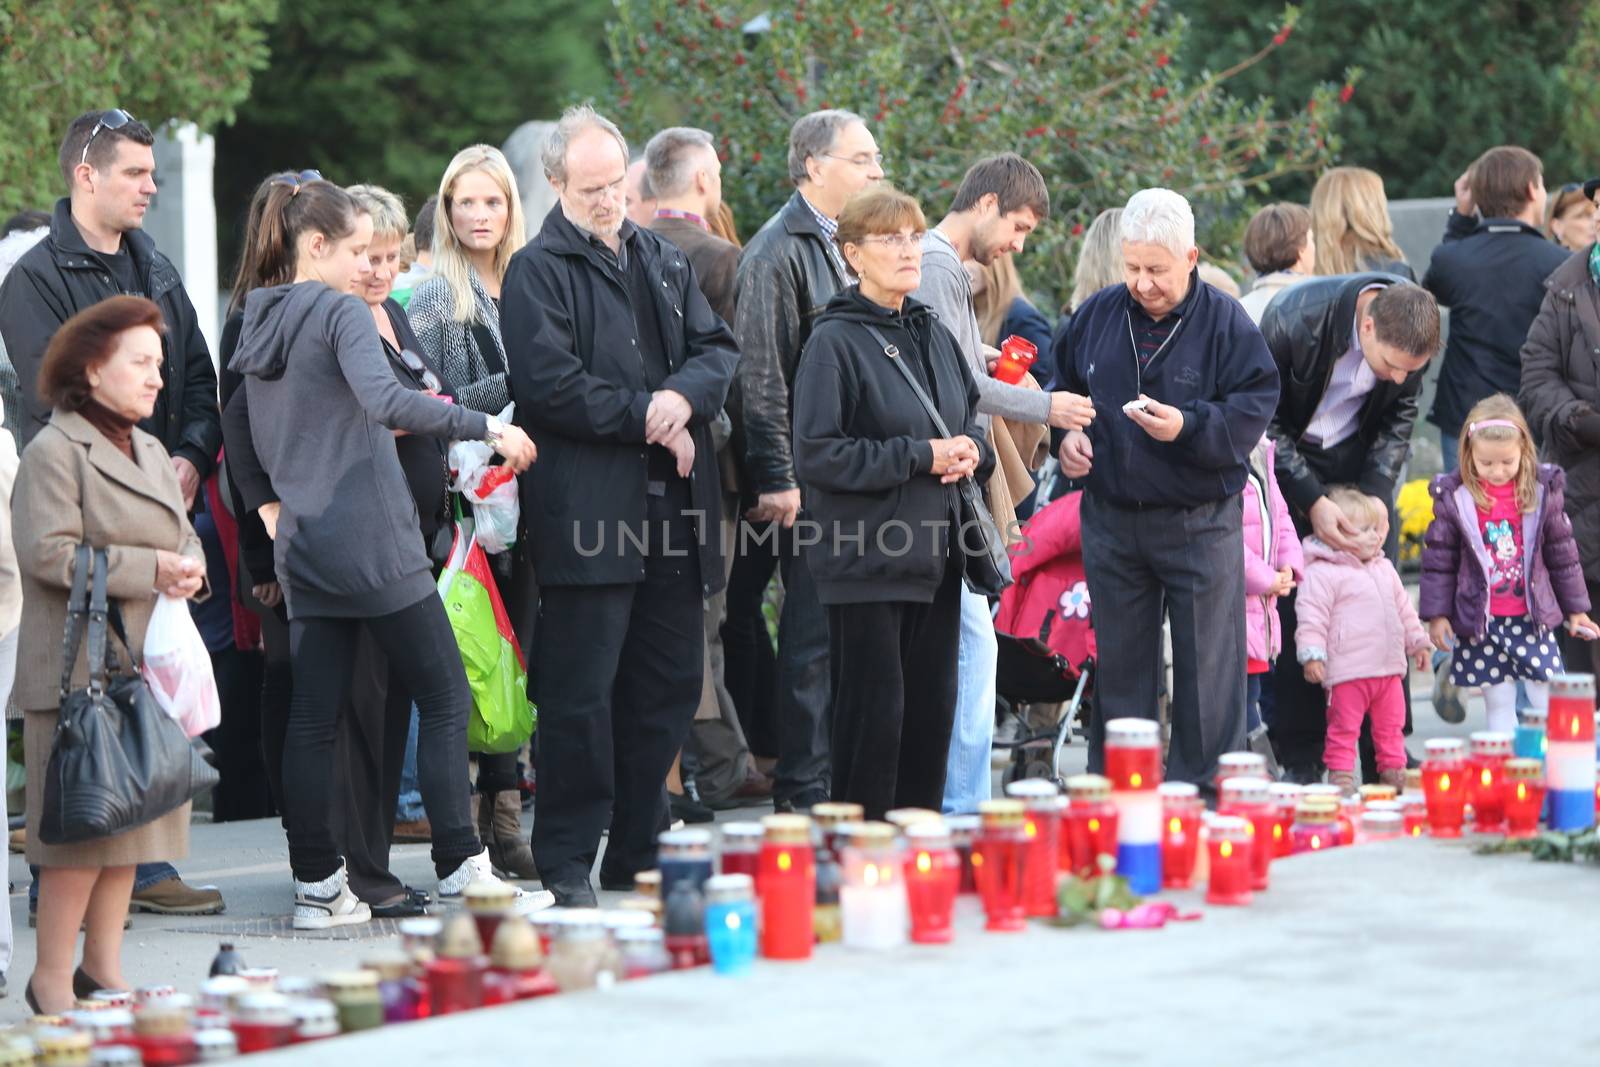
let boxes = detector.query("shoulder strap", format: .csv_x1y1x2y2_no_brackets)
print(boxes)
59,545,92,697
468,321,505,376
861,323,952,437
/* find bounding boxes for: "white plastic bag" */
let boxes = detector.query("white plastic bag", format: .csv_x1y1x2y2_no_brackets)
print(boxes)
141,594,221,738
449,403,521,554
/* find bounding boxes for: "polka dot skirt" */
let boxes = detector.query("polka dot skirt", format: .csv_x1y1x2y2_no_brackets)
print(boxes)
1450,615,1563,687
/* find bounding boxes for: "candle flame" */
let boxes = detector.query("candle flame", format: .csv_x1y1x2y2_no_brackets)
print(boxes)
971,853,984,868
725,913,742,931
778,851,792,872
916,851,932,874
1517,784,1528,802
1167,817,1181,836
1130,772,1143,788
1025,819,1038,839
1480,769,1492,788
1572,719,1581,738
864,864,880,887
1438,773,1452,792
1310,835,1322,850
1088,818,1101,833
1410,826,1422,837
1219,841,1233,858
1273,824,1284,841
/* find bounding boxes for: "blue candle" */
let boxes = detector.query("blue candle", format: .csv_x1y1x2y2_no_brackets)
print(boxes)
703,874,757,976
1515,709,1549,823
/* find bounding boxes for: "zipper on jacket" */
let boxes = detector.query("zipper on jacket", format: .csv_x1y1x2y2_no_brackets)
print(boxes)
1125,310,1183,395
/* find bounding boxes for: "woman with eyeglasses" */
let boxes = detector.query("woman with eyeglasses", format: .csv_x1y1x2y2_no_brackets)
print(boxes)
407,146,540,883
1546,182,1597,254
221,173,539,928
791,185,993,820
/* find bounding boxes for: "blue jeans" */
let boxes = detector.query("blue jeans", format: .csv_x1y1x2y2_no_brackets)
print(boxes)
942,589,998,814
1440,427,1460,474
1246,674,1263,734
395,705,425,822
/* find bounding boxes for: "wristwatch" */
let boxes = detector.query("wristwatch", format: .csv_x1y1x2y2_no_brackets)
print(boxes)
484,415,505,446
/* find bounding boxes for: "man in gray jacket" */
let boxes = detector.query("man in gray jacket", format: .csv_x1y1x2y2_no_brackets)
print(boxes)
911,154,1094,814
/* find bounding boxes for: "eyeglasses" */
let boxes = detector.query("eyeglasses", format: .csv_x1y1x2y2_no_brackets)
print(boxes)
856,231,925,250
822,152,886,169
398,349,443,394
270,169,324,196
79,109,136,167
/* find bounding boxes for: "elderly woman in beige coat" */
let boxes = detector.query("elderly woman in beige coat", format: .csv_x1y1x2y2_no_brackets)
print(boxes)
13,296,206,1013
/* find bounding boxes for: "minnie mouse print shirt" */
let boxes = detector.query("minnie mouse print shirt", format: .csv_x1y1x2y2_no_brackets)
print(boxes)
1477,480,1527,617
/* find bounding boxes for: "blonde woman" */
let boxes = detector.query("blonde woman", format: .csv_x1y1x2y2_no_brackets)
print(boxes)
408,145,527,414
969,255,1053,380
1310,167,1413,279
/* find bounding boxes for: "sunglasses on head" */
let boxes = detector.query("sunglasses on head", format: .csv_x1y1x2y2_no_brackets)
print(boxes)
79,109,136,167
270,169,324,196
398,349,442,394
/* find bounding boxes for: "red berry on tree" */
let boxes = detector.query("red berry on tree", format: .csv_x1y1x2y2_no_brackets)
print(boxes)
1339,83,1355,104
1072,222,1084,236
1156,52,1169,67
1151,86,1168,100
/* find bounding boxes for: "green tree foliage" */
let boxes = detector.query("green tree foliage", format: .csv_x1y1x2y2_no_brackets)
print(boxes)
0,0,277,217
605,0,1347,306
1175,0,1591,198
213,0,610,269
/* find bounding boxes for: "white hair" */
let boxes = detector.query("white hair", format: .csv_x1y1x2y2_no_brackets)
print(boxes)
1120,188,1195,256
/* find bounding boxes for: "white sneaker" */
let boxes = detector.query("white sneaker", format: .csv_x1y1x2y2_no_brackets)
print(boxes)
293,861,371,931
437,849,555,913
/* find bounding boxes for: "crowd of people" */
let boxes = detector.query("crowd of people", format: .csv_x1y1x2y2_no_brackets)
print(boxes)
0,103,1598,1010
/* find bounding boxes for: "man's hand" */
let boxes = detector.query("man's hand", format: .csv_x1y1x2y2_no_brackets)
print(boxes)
1454,168,1475,218
1429,617,1456,653
252,581,283,609
746,488,802,529
172,456,200,511
1124,395,1184,442
662,427,696,479
645,389,693,445
1057,430,1093,478
1272,567,1296,598
1309,496,1362,554
155,550,205,599
259,501,280,541
930,435,981,484
1303,660,1326,685
981,344,1001,374
1047,391,1097,431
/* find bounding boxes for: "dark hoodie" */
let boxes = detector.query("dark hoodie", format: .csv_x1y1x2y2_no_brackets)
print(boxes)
227,282,488,619
792,286,993,605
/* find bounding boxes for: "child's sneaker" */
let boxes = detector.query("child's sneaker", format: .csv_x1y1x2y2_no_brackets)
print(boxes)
1378,768,1407,791
293,861,370,930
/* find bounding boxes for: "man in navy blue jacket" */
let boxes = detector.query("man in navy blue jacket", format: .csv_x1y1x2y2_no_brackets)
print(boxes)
1056,189,1279,787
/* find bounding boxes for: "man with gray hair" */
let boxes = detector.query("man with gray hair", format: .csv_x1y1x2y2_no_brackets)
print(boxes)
734,108,883,813
1055,188,1279,790
502,105,738,904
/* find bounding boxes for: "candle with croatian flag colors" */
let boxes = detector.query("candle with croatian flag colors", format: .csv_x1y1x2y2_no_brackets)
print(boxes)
1545,674,1597,832
1500,757,1545,838
1267,783,1302,858
1218,777,1274,890
1061,775,1119,878
757,814,814,960
1104,718,1163,894
1159,782,1203,889
974,800,1029,931
1004,779,1063,917
1468,732,1513,834
903,822,961,943
1205,815,1253,906
1421,738,1469,837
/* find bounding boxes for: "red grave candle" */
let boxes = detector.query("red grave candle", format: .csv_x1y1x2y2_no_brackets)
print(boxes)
1205,815,1253,906
903,823,961,943
1500,757,1546,839
1213,752,1267,795
1159,782,1203,889
1267,783,1303,858
757,813,816,959
1004,779,1063,917
1468,732,1512,834
426,913,488,1015
946,814,980,895
1061,774,1119,878
719,822,764,879
974,799,1029,931
1400,792,1428,838
1218,776,1274,890
1422,738,1468,838
1291,798,1343,853
993,334,1038,384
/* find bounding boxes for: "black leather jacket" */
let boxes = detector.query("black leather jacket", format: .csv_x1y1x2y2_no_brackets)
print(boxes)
733,191,850,495
1259,272,1422,516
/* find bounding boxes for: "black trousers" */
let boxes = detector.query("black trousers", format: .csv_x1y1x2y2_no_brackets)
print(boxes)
1079,492,1248,787
772,523,832,802
203,646,274,822
721,524,779,758
283,595,478,883
337,631,414,903
239,567,293,825
531,490,704,885
827,563,963,820
1269,437,1412,779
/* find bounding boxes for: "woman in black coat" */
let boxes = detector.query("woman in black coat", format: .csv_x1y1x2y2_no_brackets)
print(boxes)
791,186,993,820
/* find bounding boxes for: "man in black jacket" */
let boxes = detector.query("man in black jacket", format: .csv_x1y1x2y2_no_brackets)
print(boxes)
733,109,883,812
1424,146,1568,462
1261,277,1440,782
0,109,224,919
502,106,738,906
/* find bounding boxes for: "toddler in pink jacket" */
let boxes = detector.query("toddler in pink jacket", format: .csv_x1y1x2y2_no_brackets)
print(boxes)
1295,487,1431,794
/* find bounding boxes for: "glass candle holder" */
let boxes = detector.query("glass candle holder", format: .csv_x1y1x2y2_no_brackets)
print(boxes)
1267,783,1303,859
1159,782,1203,889
704,873,759,976
657,828,715,901
810,803,861,943
663,880,709,969
290,1000,339,1044
903,822,960,943
194,1027,239,1061
1468,731,1513,834
37,1031,94,1066
65,1007,133,1046
1061,774,1119,879
1302,784,1352,843
1546,673,1597,831
757,814,815,960
546,910,616,992
614,927,672,980
1104,719,1163,894
1422,738,1469,837
974,800,1029,932
1204,815,1253,906
1399,792,1428,837
364,951,424,1022
884,808,943,836
1218,776,1274,890
1358,784,1398,808
1513,706,1547,761
1004,779,1064,917
1360,809,1403,842
427,912,488,1015
1501,757,1546,839
810,802,866,840
1213,751,1267,794
839,822,907,950
486,916,559,1001
719,822,764,879
230,992,295,1054
1291,798,1342,853
321,971,383,1034
993,334,1038,384
946,814,980,895
464,879,518,957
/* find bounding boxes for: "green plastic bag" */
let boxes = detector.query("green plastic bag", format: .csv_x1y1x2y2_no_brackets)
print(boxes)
438,519,535,754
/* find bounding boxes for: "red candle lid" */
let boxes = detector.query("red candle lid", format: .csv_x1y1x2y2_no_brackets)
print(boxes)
1502,757,1544,781
1064,774,1112,802
1219,776,1272,807
1217,752,1267,776
1548,672,1595,698
1469,731,1514,757
1104,718,1160,748
1423,738,1467,761
1207,814,1252,841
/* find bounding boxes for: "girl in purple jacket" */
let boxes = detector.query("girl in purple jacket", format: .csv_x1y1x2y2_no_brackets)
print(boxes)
1420,395,1596,734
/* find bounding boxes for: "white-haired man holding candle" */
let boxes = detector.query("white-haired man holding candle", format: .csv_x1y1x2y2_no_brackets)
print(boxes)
1054,188,1280,790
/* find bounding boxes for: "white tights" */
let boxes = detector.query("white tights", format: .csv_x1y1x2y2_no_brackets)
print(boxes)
1482,679,1548,735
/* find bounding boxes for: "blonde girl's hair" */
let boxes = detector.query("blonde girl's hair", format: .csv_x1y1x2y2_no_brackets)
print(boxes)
1457,394,1538,513
1071,207,1124,311
1325,484,1384,527
432,144,527,323
1310,167,1406,276
974,254,1026,346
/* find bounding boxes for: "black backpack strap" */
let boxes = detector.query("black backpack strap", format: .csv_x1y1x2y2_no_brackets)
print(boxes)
468,321,505,376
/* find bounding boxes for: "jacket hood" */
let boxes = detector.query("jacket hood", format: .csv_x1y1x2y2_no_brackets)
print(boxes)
231,282,336,379
818,285,934,329
1304,537,1376,569
1429,464,1563,502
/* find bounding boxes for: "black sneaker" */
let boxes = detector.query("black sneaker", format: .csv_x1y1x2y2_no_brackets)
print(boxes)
773,787,830,814
545,876,597,908
669,790,715,824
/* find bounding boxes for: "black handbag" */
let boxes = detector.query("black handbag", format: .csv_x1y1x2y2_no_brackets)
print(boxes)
39,546,218,845
863,323,1014,597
